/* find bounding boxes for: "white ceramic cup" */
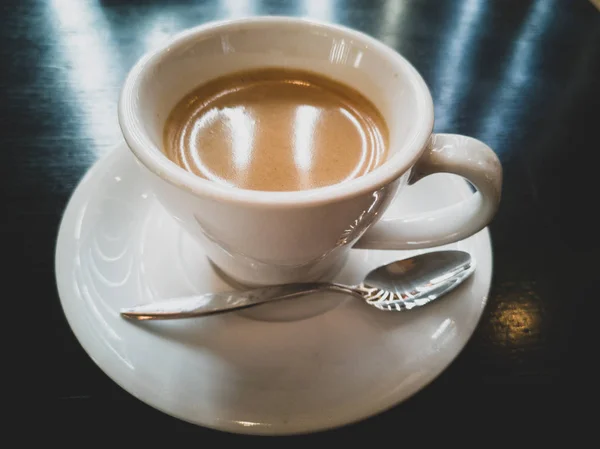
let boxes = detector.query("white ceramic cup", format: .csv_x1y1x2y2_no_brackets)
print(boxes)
118,17,502,288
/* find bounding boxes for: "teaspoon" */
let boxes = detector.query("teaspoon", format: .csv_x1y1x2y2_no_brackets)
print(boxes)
120,250,474,320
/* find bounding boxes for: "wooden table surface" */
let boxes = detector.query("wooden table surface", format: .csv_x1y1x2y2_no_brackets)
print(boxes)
5,0,599,442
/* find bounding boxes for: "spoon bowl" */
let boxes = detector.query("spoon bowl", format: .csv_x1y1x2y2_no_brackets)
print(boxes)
358,250,474,311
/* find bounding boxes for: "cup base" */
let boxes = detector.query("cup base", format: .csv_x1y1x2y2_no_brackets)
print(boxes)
208,258,348,322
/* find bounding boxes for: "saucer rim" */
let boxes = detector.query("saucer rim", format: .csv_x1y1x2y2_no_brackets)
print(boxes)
55,142,492,435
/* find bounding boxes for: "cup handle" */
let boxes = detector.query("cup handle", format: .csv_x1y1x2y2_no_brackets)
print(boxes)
354,133,502,250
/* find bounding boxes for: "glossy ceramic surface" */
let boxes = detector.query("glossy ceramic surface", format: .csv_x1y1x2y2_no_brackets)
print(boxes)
118,17,501,286
56,142,492,434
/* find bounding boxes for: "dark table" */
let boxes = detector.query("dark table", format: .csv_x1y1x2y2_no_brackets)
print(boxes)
6,0,599,442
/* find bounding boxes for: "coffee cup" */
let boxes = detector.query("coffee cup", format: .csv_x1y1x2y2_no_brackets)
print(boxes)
118,16,502,288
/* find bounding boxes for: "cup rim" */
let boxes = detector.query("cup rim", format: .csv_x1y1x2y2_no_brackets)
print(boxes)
118,16,434,209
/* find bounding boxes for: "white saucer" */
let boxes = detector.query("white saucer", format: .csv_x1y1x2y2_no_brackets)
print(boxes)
55,142,492,435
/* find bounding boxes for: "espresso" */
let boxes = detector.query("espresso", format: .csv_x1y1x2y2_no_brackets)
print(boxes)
163,68,389,191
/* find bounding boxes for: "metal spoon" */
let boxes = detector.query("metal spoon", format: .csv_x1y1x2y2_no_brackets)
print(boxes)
120,250,474,320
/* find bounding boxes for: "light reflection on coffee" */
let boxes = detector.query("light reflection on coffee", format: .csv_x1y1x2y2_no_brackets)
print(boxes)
163,68,389,192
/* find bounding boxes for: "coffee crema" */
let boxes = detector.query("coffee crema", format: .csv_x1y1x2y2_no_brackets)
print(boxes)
163,68,389,192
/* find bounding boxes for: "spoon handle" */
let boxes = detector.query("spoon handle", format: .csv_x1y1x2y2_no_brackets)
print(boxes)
120,282,352,320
